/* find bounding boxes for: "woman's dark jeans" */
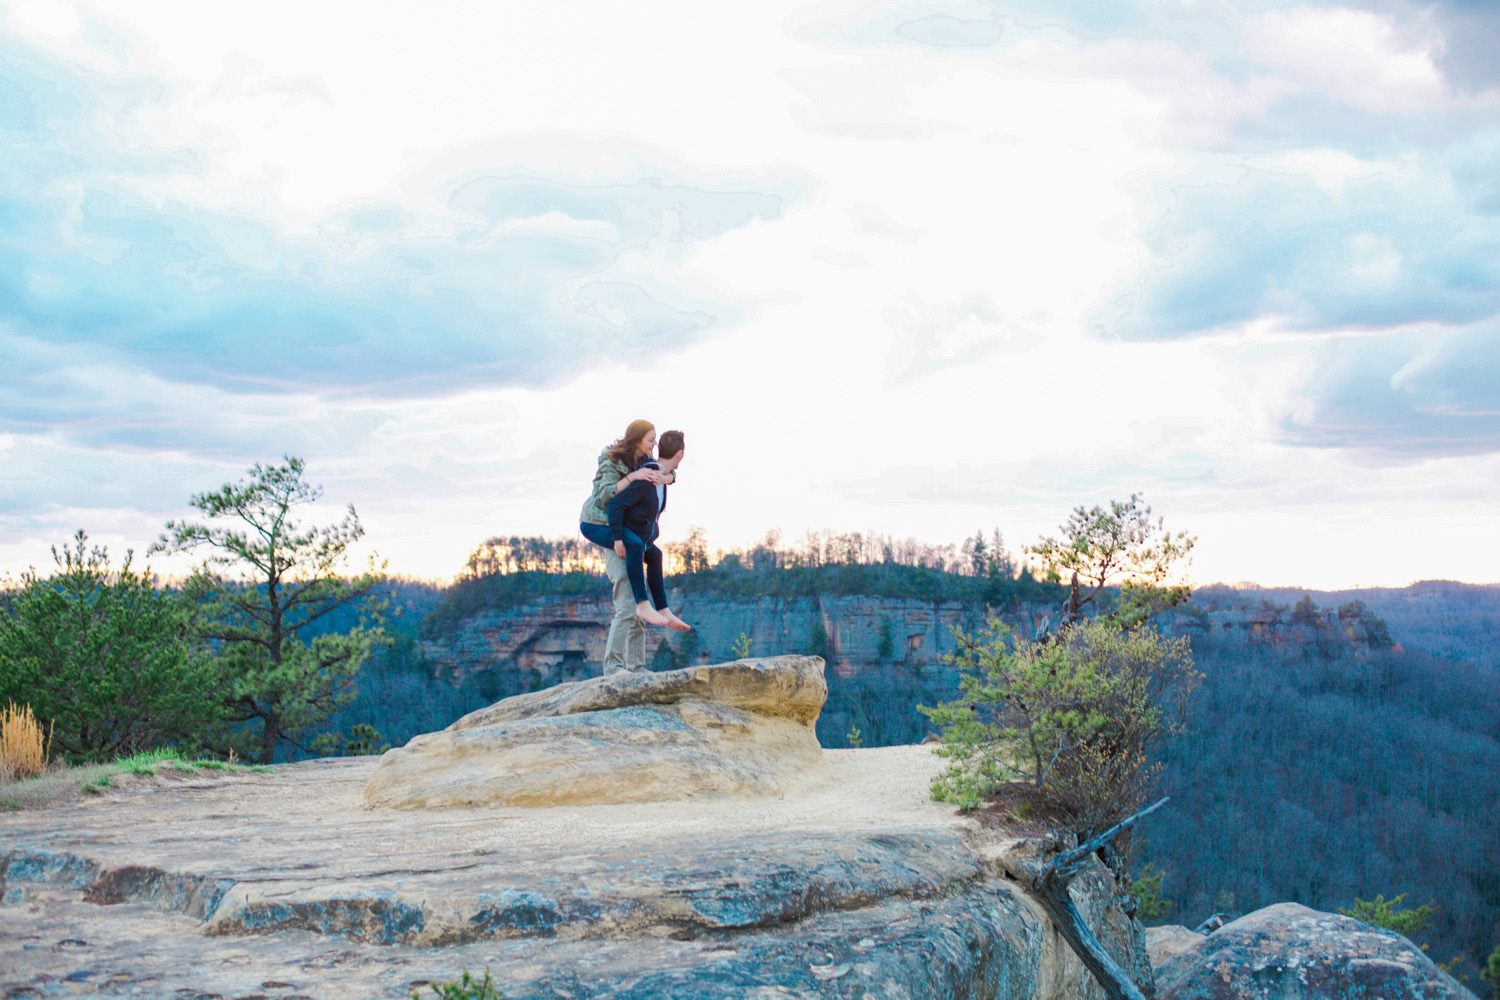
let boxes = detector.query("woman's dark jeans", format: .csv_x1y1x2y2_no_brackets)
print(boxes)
579,522,668,610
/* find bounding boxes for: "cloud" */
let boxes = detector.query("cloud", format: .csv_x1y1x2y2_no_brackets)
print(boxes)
881,292,1032,385
1428,1,1500,92
1243,6,1448,113
0,324,400,461
894,12,1003,48
856,0,1500,104
0,30,796,400
822,1,1500,353
1103,147,1500,339
809,0,1151,49
0,428,233,522
1230,90,1500,160
1339,0,1500,93
1281,323,1500,456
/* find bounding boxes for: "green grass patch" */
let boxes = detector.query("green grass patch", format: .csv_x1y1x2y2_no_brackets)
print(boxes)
115,747,197,775
0,749,275,811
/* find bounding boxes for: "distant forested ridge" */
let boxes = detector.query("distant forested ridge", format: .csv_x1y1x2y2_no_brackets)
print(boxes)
1196,580,1500,671
418,528,1059,640
422,532,1500,669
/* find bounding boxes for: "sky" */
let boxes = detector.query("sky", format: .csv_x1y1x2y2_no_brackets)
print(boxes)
2,0,1498,590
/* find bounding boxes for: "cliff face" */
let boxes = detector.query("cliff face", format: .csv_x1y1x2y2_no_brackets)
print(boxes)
421,592,991,686
1158,605,1393,651
425,597,622,686
421,592,1378,690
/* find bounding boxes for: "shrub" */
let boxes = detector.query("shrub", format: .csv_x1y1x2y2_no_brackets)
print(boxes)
415,969,504,999
1130,862,1172,922
313,722,391,757
806,620,833,662
1339,893,1438,938
877,617,895,661
0,702,50,782
920,618,1198,835
0,533,219,761
1292,594,1321,626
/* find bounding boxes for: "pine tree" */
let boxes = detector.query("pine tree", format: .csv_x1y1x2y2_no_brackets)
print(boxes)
152,457,387,763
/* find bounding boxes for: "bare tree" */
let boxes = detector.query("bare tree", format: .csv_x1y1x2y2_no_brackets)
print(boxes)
1004,798,1170,1000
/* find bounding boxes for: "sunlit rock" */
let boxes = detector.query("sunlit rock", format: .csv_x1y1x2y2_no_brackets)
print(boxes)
362,655,829,809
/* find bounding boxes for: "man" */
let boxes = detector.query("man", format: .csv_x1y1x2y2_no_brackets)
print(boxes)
601,430,689,672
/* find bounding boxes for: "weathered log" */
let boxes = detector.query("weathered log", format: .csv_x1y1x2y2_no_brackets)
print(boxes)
1192,911,1232,934
1008,797,1170,1000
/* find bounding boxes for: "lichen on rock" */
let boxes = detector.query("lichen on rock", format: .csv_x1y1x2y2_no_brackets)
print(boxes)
1154,902,1478,1000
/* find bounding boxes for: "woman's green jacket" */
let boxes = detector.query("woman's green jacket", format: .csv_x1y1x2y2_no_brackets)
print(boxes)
579,448,632,527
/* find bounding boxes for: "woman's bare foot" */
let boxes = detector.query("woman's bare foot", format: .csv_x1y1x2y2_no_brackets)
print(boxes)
636,602,670,626
660,608,692,632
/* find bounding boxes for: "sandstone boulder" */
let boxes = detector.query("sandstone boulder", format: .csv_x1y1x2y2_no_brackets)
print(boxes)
363,655,829,809
1145,924,1205,966
1156,902,1478,1000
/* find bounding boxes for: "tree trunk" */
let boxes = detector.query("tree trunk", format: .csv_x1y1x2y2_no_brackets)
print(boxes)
1063,570,1082,627
1005,798,1168,1000
260,710,280,765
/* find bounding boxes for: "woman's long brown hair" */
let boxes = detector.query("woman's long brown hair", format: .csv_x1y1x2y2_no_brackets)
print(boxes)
606,419,655,467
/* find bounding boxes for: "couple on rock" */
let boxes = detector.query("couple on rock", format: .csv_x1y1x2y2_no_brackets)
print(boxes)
578,419,691,674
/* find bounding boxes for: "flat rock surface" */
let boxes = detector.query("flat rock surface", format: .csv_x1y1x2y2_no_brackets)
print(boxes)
1156,902,1478,1000
1,746,1084,999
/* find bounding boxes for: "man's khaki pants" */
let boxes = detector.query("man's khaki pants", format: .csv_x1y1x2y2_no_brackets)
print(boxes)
602,548,645,673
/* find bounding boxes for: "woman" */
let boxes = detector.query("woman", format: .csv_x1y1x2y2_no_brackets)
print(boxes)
578,420,683,629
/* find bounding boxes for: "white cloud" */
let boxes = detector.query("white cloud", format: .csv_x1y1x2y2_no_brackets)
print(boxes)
8,0,83,48
1250,148,1418,197
1243,6,1449,113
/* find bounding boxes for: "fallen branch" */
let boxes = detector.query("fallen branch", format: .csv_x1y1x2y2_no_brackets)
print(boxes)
1008,797,1169,1000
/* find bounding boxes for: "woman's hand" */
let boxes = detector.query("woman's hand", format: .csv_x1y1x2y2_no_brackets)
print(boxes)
614,540,627,558
617,468,665,490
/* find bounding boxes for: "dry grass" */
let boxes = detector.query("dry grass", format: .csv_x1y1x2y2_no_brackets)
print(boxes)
0,702,50,783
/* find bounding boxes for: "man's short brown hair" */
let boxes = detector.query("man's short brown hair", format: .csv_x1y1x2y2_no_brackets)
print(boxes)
659,429,685,459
